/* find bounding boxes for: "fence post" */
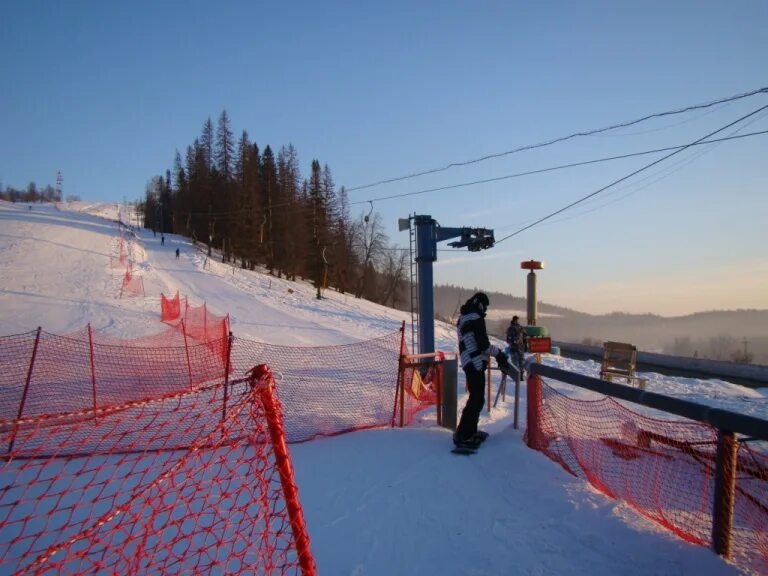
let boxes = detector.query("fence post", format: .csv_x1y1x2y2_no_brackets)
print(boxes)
251,365,317,576
222,331,233,424
9,327,42,454
181,319,193,390
486,360,492,414
526,373,544,450
442,358,458,431
399,363,406,428
712,429,738,559
513,372,521,430
393,321,406,427
88,323,97,412
435,355,443,427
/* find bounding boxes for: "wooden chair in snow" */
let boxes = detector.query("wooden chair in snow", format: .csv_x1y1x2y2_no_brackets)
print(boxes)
600,341,637,385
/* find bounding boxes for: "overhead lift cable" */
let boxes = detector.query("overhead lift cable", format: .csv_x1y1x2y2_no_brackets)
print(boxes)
494,103,768,245
345,86,768,193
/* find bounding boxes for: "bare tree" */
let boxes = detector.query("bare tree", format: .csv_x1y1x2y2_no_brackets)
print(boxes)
353,211,389,298
379,249,409,307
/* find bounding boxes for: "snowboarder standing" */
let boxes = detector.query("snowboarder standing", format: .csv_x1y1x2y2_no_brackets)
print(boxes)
175,248,180,259
454,293,512,449
506,315,528,378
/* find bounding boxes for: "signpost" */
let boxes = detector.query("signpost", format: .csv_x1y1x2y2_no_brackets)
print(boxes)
528,337,552,354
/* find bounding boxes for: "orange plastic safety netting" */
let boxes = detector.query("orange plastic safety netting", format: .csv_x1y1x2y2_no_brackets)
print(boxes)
229,330,405,442
395,339,441,427
0,367,316,575
0,328,230,420
110,235,127,269
160,292,230,361
161,291,184,323
120,263,145,298
527,377,768,574
0,325,407,442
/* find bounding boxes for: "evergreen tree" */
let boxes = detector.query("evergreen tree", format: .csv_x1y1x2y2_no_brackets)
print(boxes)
306,159,328,299
260,146,279,274
215,110,235,261
215,110,234,182
233,131,262,269
333,186,357,294
173,150,187,235
200,117,214,173
277,144,303,280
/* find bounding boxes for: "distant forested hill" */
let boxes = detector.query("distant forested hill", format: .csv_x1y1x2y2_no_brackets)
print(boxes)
432,284,768,365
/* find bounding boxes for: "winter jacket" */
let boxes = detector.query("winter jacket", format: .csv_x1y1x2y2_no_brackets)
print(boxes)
506,322,528,352
457,302,502,373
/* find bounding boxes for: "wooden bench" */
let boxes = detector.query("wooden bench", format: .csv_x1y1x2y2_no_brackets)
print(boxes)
600,341,638,385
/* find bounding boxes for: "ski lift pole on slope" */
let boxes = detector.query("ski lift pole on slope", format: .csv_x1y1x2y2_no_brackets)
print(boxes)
398,214,495,357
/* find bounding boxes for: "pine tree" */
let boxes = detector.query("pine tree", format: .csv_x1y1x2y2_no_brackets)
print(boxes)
173,150,187,235
215,110,235,261
201,117,214,173
215,110,234,183
260,146,279,274
306,160,328,299
277,144,302,280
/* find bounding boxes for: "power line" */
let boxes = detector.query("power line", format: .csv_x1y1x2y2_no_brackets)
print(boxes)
345,86,768,193
494,102,768,245
348,129,768,206
529,108,768,229
169,128,768,220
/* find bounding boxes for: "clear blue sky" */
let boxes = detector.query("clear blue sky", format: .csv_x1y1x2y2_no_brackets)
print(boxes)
2,0,766,316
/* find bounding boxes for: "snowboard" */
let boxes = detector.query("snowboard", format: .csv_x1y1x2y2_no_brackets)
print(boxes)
450,431,489,455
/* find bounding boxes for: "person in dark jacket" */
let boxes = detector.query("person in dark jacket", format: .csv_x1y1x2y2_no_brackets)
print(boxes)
505,315,528,378
454,292,512,448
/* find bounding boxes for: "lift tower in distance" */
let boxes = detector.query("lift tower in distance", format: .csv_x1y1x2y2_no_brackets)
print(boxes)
400,214,495,356
55,171,63,202
520,259,544,326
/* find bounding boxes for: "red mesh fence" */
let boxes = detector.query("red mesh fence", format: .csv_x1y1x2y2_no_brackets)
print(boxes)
527,376,768,574
0,325,406,442
0,319,416,574
160,294,230,364
110,235,126,268
161,291,184,323
229,330,404,443
0,327,230,420
0,368,316,575
120,263,145,298
395,340,441,427
181,302,229,344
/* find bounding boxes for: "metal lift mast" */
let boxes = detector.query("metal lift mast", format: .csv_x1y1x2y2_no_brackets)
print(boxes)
402,214,495,356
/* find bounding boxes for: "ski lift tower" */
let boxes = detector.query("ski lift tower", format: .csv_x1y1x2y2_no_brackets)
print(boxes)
55,171,63,202
399,214,495,355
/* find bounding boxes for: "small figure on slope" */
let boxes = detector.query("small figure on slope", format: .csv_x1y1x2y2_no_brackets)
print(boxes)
453,292,512,451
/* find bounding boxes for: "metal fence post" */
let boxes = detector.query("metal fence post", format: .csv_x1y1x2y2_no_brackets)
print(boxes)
526,373,544,450
712,429,737,559
442,358,457,430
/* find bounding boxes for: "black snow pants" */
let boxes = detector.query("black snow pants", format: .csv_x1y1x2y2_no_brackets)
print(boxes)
456,366,486,441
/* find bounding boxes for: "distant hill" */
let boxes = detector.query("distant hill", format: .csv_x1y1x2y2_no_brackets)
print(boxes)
432,284,577,323
432,284,768,365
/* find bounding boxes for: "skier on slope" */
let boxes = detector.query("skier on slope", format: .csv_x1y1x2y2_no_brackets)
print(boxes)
454,292,512,450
